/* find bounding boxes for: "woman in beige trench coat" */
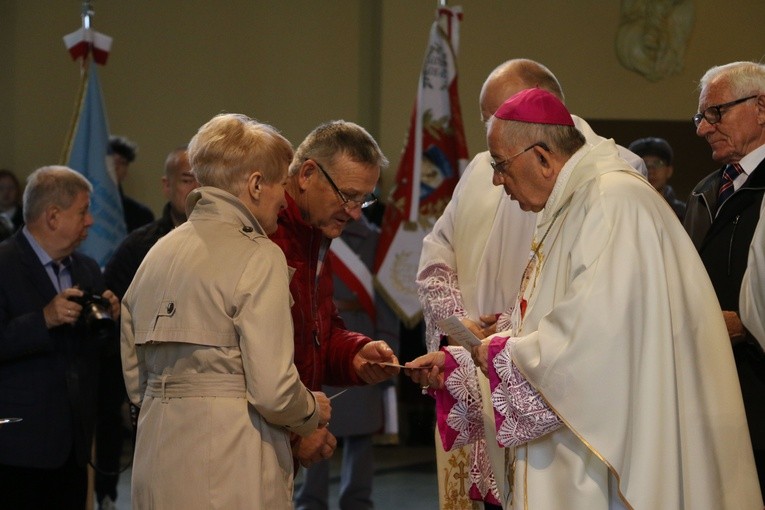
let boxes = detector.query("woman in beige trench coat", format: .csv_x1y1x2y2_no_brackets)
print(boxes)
121,113,331,509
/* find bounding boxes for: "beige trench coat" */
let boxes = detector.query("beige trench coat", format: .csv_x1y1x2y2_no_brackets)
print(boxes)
121,187,320,509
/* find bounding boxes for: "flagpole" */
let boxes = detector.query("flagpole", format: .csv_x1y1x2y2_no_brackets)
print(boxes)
60,1,94,165
59,65,90,165
79,1,95,71
82,0,93,30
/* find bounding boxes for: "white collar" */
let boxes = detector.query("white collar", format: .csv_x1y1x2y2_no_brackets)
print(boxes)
738,142,765,175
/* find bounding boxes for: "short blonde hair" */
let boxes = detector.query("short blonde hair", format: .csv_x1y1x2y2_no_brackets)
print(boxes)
188,113,293,195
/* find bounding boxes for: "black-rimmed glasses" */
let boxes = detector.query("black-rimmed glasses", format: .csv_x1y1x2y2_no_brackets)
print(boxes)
693,95,758,127
312,160,378,210
490,142,548,176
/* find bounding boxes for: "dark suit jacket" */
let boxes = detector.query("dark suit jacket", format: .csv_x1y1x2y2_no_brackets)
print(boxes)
0,207,23,242
10,207,23,231
684,159,765,451
0,230,107,469
120,188,155,233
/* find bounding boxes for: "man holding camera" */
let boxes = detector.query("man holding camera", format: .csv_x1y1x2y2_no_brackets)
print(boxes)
0,165,119,509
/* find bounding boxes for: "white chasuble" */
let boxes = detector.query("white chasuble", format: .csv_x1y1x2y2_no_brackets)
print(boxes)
507,140,761,509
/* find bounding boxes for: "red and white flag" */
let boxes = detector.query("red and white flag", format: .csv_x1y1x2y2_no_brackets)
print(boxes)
63,27,112,65
328,238,376,321
374,6,468,327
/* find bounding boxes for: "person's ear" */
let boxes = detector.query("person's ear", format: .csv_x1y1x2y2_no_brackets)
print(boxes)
297,160,317,191
756,94,765,125
161,175,171,200
534,145,554,178
247,172,263,200
45,205,60,230
666,164,674,179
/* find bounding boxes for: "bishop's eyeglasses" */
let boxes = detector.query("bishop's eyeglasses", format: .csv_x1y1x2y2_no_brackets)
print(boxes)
490,142,548,176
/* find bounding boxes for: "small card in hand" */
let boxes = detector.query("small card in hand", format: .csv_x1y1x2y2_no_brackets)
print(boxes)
371,361,432,369
436,316,481,350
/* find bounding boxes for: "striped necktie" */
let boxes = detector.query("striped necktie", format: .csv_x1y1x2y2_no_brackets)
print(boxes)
718,162,744,206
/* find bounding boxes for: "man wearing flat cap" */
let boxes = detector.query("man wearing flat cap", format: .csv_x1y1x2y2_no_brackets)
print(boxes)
405,88,762,509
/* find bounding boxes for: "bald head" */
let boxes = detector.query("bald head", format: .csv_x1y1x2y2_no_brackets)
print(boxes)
479,59,565,122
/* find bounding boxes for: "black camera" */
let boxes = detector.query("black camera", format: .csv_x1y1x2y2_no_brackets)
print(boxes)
68,290,114,341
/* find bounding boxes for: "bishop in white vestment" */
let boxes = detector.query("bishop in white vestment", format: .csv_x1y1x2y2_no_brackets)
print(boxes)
407,88,763,509
416,59,646,507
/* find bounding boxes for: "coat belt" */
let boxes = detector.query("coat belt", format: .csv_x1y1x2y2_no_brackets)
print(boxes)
146,373,246,400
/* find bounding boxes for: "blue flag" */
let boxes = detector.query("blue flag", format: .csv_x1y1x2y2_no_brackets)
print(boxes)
67,65,126,267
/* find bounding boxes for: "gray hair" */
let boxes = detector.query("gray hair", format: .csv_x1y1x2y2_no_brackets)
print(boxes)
490,120,586,159
23,166,92,223
188,113,293,195
699,61,765,97
289,120,388,177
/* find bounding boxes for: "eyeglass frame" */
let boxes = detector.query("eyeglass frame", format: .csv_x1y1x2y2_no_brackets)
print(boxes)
310,159,378,210
490,142,549,176
644,159,669,171
692,95,758,127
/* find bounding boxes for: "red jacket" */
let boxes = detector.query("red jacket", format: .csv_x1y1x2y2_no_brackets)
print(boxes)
269,192,370,390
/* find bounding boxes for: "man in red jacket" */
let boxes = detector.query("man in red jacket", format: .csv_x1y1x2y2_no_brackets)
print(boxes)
269,120,399,472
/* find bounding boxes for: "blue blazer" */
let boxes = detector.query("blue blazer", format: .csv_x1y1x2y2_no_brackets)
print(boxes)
0,230,107,469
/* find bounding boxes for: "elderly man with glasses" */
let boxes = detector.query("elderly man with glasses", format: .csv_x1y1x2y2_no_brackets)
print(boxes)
269,120,399,480
684,61,765,499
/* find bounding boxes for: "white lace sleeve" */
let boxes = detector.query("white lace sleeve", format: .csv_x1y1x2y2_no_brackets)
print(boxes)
489,339,562,447
417,263,468,352
442,346,484,449
495,307,513,333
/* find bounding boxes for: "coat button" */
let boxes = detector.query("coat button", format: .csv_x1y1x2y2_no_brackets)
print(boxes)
167,302,175,314
242,226,253,233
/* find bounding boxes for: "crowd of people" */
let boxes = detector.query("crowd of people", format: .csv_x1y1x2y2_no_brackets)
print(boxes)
0,57,763,510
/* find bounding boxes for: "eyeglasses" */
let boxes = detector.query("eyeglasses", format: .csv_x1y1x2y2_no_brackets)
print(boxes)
644,160,668,171
692,95,757,127
312,160,378,210
490,142,547,176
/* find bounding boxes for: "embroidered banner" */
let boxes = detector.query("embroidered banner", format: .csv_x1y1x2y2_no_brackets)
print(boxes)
374,6,468,327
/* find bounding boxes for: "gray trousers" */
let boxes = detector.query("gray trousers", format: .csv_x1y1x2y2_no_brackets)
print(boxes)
295,435,374,510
